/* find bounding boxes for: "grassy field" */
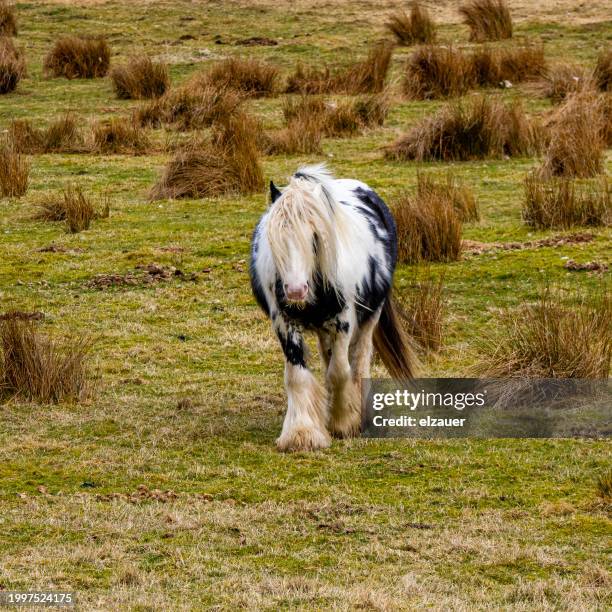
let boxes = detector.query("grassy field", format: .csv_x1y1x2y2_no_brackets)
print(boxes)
0,0,610,609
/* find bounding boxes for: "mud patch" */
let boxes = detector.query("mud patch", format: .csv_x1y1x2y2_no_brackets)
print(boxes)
235,36,278,46
0,311,45,321
564,259,609,273
86,263,197,289
463,232,596,255
37,244,84,254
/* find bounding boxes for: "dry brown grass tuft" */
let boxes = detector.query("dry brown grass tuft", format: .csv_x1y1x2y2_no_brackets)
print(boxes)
522,174,610,229
0,0,17,36
8,115,86,154
35,185,109,233
44,114,86,153
203,57,279,98
417,172,479,222
470,43,546,87
386,2,436,46
264,102,323,155
110,55,169,99
460,0,512,42
602,92,612,146
280,93,389,143
285,41,393,95
399,274,445,352
387,96,540,161
594,48,611,92
0,316,92,404
539,62,594,103
285,64,333,95
403,45,474,99
92,117,150,155
337,40,394,94
353,92,391,127
43,36,110,79
135,83,242,131
540,92,605,178
479,286,611,378
263,118,323,155
0,36,25,94
393,188,462,264
150,113,264,200
0,142,28,198
596,469,612,502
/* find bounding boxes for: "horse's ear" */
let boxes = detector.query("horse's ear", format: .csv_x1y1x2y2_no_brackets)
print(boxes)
270,180,282,203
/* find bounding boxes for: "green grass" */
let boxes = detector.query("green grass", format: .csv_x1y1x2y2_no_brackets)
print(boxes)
0,1,610,609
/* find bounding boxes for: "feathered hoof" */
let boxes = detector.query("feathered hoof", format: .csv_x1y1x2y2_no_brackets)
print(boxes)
329,416,361,439
276,426,331,452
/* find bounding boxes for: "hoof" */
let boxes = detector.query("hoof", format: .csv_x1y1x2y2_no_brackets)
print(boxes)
329,415,361,439
276,426,331,452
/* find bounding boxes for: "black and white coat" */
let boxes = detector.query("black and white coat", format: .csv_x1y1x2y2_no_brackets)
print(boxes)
250,165,408,452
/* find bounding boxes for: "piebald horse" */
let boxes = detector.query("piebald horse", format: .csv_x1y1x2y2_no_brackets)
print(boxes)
250,165,415,452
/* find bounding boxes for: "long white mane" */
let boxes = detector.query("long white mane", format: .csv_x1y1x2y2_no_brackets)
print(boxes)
266,164,352,288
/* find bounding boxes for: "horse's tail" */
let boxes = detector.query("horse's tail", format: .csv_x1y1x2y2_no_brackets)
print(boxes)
373,291,419,380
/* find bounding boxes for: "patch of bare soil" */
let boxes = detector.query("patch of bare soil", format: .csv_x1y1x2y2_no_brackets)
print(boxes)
86,263,196,289
37,244,84,254
463,232,596,255
564,259,609,272
0,311,45,321
235,37,278,46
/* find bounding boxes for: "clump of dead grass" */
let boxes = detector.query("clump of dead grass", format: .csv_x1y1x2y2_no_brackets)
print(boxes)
460,0,512,42
417,172,479,222
392,188,463,264
596,470,612,502
386,2,436,46
110,55,169,99
478,286,611,378
470,43,546,87
337,40,394,94
150,113,264,200
43,36,110,79
8,115,86,154
0,1,17,36
0,315,92,403
0,36,25,94
353,92,391,127
398,274,445,352
540,92,605,178
387,96,541,161
285,64,333,95
0,142,28,197
539,62,594,103
279,93,390,144
263,110,323,155
203,57,279,97
594,48,611,92
522,174,610,229
35,185,109,233
92,117,150,155
285,41,393,95
135,83,242,131
403,45,474,99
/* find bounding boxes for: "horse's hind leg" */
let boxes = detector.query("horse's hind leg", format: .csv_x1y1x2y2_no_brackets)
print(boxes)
326,320,362,439
350,307,381,388
275,323,330,452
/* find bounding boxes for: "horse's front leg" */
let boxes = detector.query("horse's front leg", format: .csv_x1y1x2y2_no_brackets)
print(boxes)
275,321,330,452
326,318,362,438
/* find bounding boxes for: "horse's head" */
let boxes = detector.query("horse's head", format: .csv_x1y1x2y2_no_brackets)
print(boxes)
266,179,336,304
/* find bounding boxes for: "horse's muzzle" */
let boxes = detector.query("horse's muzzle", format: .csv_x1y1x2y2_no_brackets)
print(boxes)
285,283,308,302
